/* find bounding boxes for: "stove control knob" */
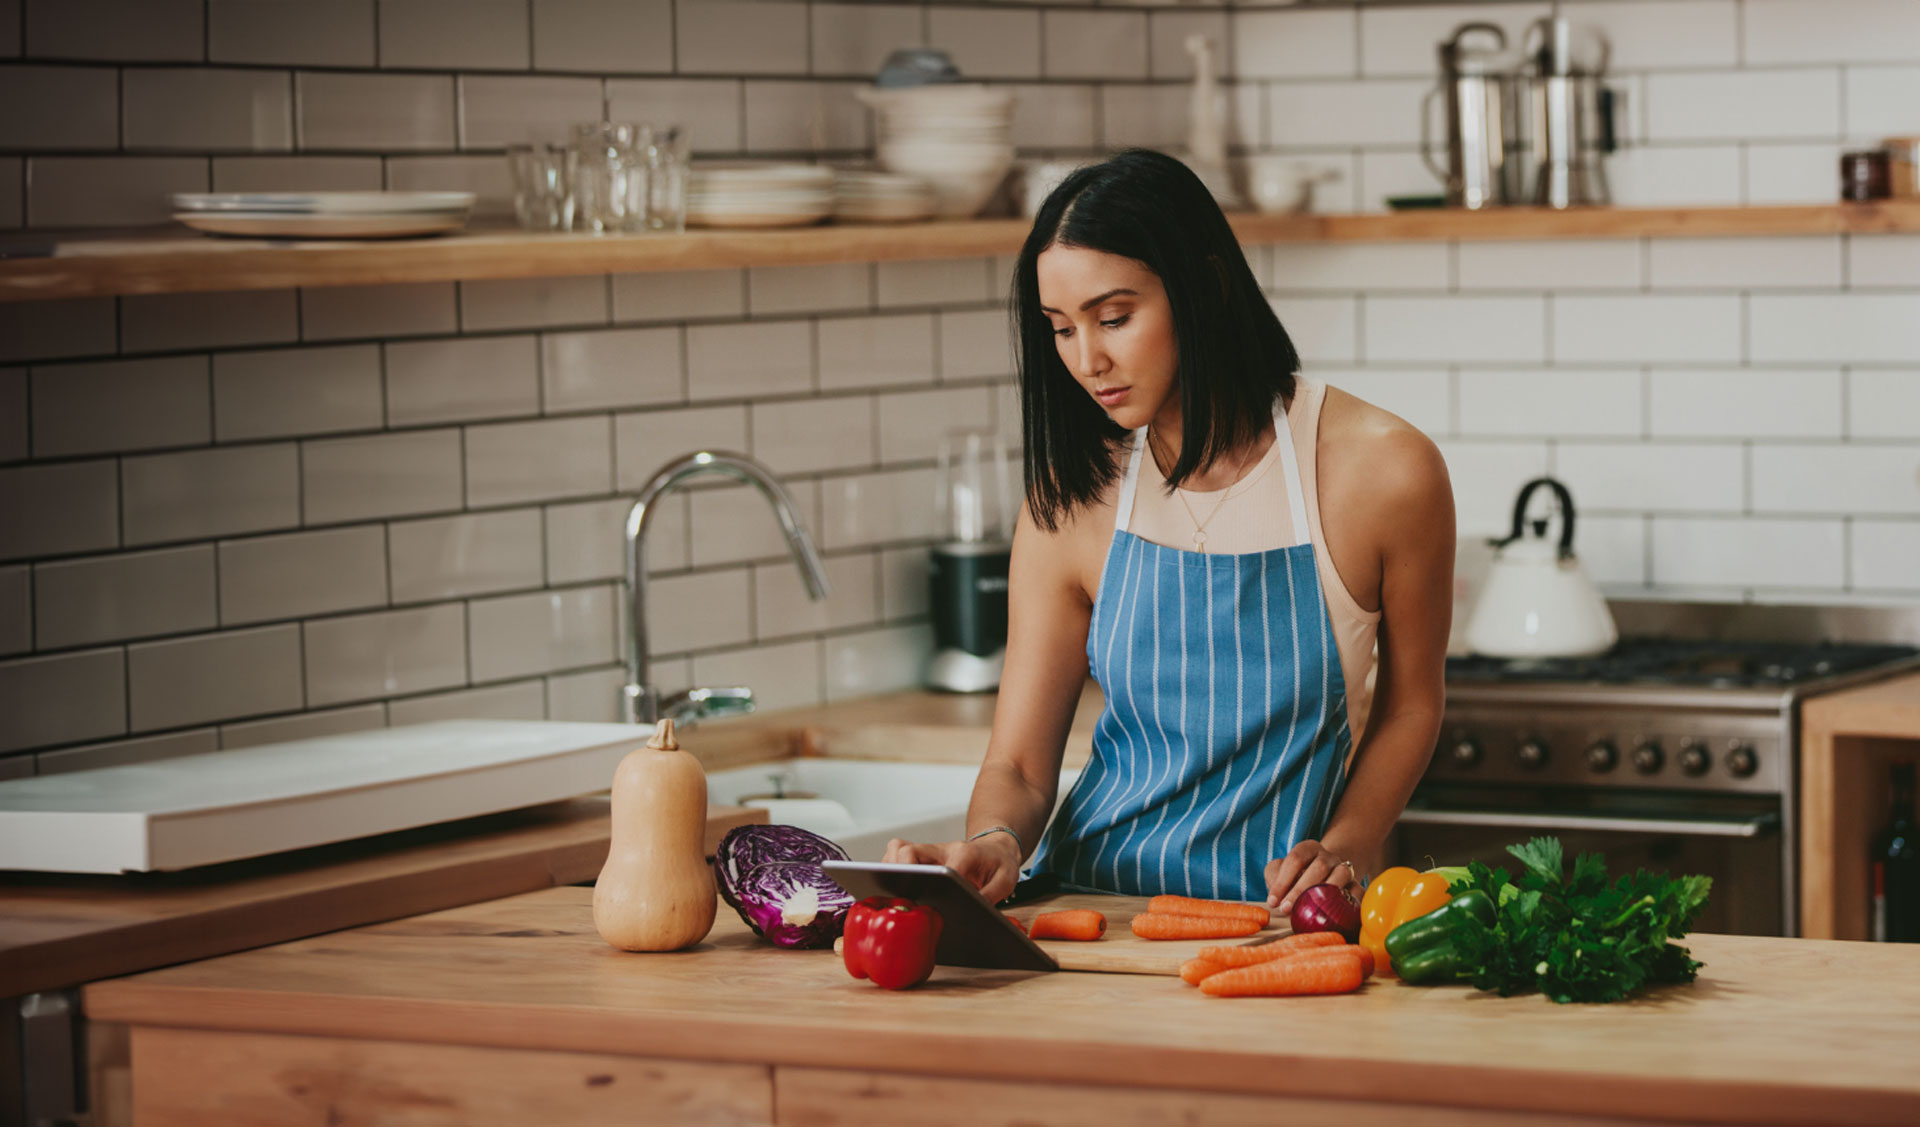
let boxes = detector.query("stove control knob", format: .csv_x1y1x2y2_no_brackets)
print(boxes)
1585,742,1619,773
1632,742,1665,775
1678,742,1712,777
1726,745,1760,778
1450,738,1483,768
1516,739,1549,769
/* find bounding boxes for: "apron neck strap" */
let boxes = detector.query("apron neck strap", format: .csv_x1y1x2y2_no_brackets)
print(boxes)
1114,427,1147,535
1271,393,1311,548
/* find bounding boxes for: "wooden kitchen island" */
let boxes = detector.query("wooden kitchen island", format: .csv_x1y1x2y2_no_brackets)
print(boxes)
86,887,1920,1127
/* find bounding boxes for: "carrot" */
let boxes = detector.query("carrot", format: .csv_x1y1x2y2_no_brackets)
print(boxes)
1199,950,1367,997
1181,936,1358,988
1029,909,1107,941
1179,957,1226,986
1005,916,1028,935
1130,912,1265,941
1198,931,1347,967
1147,895,1272,928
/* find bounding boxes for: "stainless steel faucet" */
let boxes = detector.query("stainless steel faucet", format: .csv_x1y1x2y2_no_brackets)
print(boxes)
623,450,832,726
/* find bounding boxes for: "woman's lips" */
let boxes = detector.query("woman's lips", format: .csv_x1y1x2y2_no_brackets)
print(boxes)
1094,386,1128,406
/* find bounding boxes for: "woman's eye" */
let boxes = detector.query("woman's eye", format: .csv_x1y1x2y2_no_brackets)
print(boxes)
1053,326,1073,338
1101,314,1131,329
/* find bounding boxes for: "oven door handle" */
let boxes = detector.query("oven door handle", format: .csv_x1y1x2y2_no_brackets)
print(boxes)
1396,808,1780,838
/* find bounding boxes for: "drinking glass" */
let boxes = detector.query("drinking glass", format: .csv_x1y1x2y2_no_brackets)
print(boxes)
645,125,690,232
505,143,576,231
571,121,652,234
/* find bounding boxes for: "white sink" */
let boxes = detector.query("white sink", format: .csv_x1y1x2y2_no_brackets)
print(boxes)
705,759,1081,860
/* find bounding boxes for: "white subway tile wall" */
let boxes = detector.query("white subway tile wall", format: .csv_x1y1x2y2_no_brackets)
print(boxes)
530,0,673,74
25,0,205,63
388,510,544,604
1,0,1916,771
122,68,296,152
379,0,530,71
0,568,29,657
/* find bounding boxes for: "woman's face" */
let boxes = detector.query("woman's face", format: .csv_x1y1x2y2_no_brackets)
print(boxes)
1034,244,1179,433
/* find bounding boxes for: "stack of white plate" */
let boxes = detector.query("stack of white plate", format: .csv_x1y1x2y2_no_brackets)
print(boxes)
170,191,475,238
686,163,835,228
857,84,1017,218
833,170,937,223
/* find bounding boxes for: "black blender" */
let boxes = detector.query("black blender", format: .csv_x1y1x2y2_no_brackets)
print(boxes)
927,428,1013,692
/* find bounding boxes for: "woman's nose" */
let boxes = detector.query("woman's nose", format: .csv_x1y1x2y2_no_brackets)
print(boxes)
1072,335,1108,381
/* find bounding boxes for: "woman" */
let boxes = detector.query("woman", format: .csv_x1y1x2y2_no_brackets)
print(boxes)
883,150,1454,917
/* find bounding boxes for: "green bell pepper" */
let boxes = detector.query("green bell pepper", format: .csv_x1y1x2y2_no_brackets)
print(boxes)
1383,887,1497,985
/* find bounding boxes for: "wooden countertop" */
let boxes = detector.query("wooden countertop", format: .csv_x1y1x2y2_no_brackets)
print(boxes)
0,800,765,997
86,885,1920,1126
0,686,1075,997
1803,669,1920,739
6,202,1919,302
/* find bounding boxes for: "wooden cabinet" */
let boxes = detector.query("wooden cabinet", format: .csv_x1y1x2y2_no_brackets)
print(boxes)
1800,671,1920,939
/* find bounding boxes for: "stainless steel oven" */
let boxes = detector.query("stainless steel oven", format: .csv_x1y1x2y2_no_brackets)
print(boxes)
1392,609,1920,938
1395,783,1785,937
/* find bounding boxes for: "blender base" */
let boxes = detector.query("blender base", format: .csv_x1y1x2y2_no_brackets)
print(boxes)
927,647,1006,693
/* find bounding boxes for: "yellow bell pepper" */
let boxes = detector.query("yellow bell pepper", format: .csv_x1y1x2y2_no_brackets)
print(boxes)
1359,867,1453,978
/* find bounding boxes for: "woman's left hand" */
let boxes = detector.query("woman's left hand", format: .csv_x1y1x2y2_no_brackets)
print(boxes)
1264,839,1365,914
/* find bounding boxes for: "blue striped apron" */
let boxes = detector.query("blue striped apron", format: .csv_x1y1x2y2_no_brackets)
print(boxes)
1026,397,1353,901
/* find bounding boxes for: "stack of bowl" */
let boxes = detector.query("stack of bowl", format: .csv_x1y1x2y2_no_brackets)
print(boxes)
858,85,1016,219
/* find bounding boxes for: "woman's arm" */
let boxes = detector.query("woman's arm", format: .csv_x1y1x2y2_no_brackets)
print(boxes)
1265,425,1456,912
882,502,1096,904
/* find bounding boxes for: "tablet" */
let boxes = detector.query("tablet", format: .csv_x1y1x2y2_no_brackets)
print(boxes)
823,860,1059,972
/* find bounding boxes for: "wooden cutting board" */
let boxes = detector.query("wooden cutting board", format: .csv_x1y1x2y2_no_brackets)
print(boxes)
1010,892,1291,975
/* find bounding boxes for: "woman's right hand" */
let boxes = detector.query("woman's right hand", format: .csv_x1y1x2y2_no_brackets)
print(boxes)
882,835,1024,905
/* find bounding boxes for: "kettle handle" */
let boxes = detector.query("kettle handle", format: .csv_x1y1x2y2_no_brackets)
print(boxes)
1419,85,1446,184
1494,476,1577,558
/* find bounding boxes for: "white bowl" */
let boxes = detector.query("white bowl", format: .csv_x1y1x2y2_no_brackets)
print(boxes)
857,84,1016,118
876,167,1009,219
879,139,1013,171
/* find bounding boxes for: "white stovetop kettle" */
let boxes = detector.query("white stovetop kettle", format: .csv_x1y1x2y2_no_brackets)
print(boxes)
1464,476,1618,659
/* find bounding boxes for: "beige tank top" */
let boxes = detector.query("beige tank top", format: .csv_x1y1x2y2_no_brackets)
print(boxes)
1128,379,1383,739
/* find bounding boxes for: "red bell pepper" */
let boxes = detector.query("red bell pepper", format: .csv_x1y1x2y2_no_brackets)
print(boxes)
842,896,943,990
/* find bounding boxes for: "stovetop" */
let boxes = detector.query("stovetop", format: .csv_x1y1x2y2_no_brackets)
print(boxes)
1446,638,1920,692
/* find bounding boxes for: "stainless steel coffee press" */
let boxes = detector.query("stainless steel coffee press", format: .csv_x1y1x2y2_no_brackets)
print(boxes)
1521,17,1622,208
1421,22,1524,209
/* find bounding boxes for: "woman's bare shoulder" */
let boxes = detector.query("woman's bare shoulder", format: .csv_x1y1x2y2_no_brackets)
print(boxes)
1016,464,1123,598
1318,384,1453,529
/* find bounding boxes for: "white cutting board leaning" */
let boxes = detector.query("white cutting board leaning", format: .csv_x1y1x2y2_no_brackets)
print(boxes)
0,720,650,874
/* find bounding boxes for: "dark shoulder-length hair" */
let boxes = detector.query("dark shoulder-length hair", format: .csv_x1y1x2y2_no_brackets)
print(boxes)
1013,148,1298,531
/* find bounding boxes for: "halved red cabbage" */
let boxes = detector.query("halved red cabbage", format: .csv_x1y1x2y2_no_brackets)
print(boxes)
713,823,850,907
712,823,853,948
733,860,855,949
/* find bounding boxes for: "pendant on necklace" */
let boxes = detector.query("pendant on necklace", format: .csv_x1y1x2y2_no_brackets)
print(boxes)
1193,530,1208,552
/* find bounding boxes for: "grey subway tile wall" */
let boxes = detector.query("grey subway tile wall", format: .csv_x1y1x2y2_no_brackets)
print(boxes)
0,0,1917,774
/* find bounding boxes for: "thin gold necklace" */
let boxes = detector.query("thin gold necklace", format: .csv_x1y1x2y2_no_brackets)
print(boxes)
1148,428,1274,553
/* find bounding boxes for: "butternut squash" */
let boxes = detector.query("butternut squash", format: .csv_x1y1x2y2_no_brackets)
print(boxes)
593,718,717,951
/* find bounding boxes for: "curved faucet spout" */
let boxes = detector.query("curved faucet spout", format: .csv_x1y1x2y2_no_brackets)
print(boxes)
623,450,832,724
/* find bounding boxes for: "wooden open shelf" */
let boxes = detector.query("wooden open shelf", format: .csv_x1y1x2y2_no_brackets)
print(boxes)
4,202,1918,304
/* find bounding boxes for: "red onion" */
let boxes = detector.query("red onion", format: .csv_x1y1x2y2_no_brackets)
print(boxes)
1290,883,1361,942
